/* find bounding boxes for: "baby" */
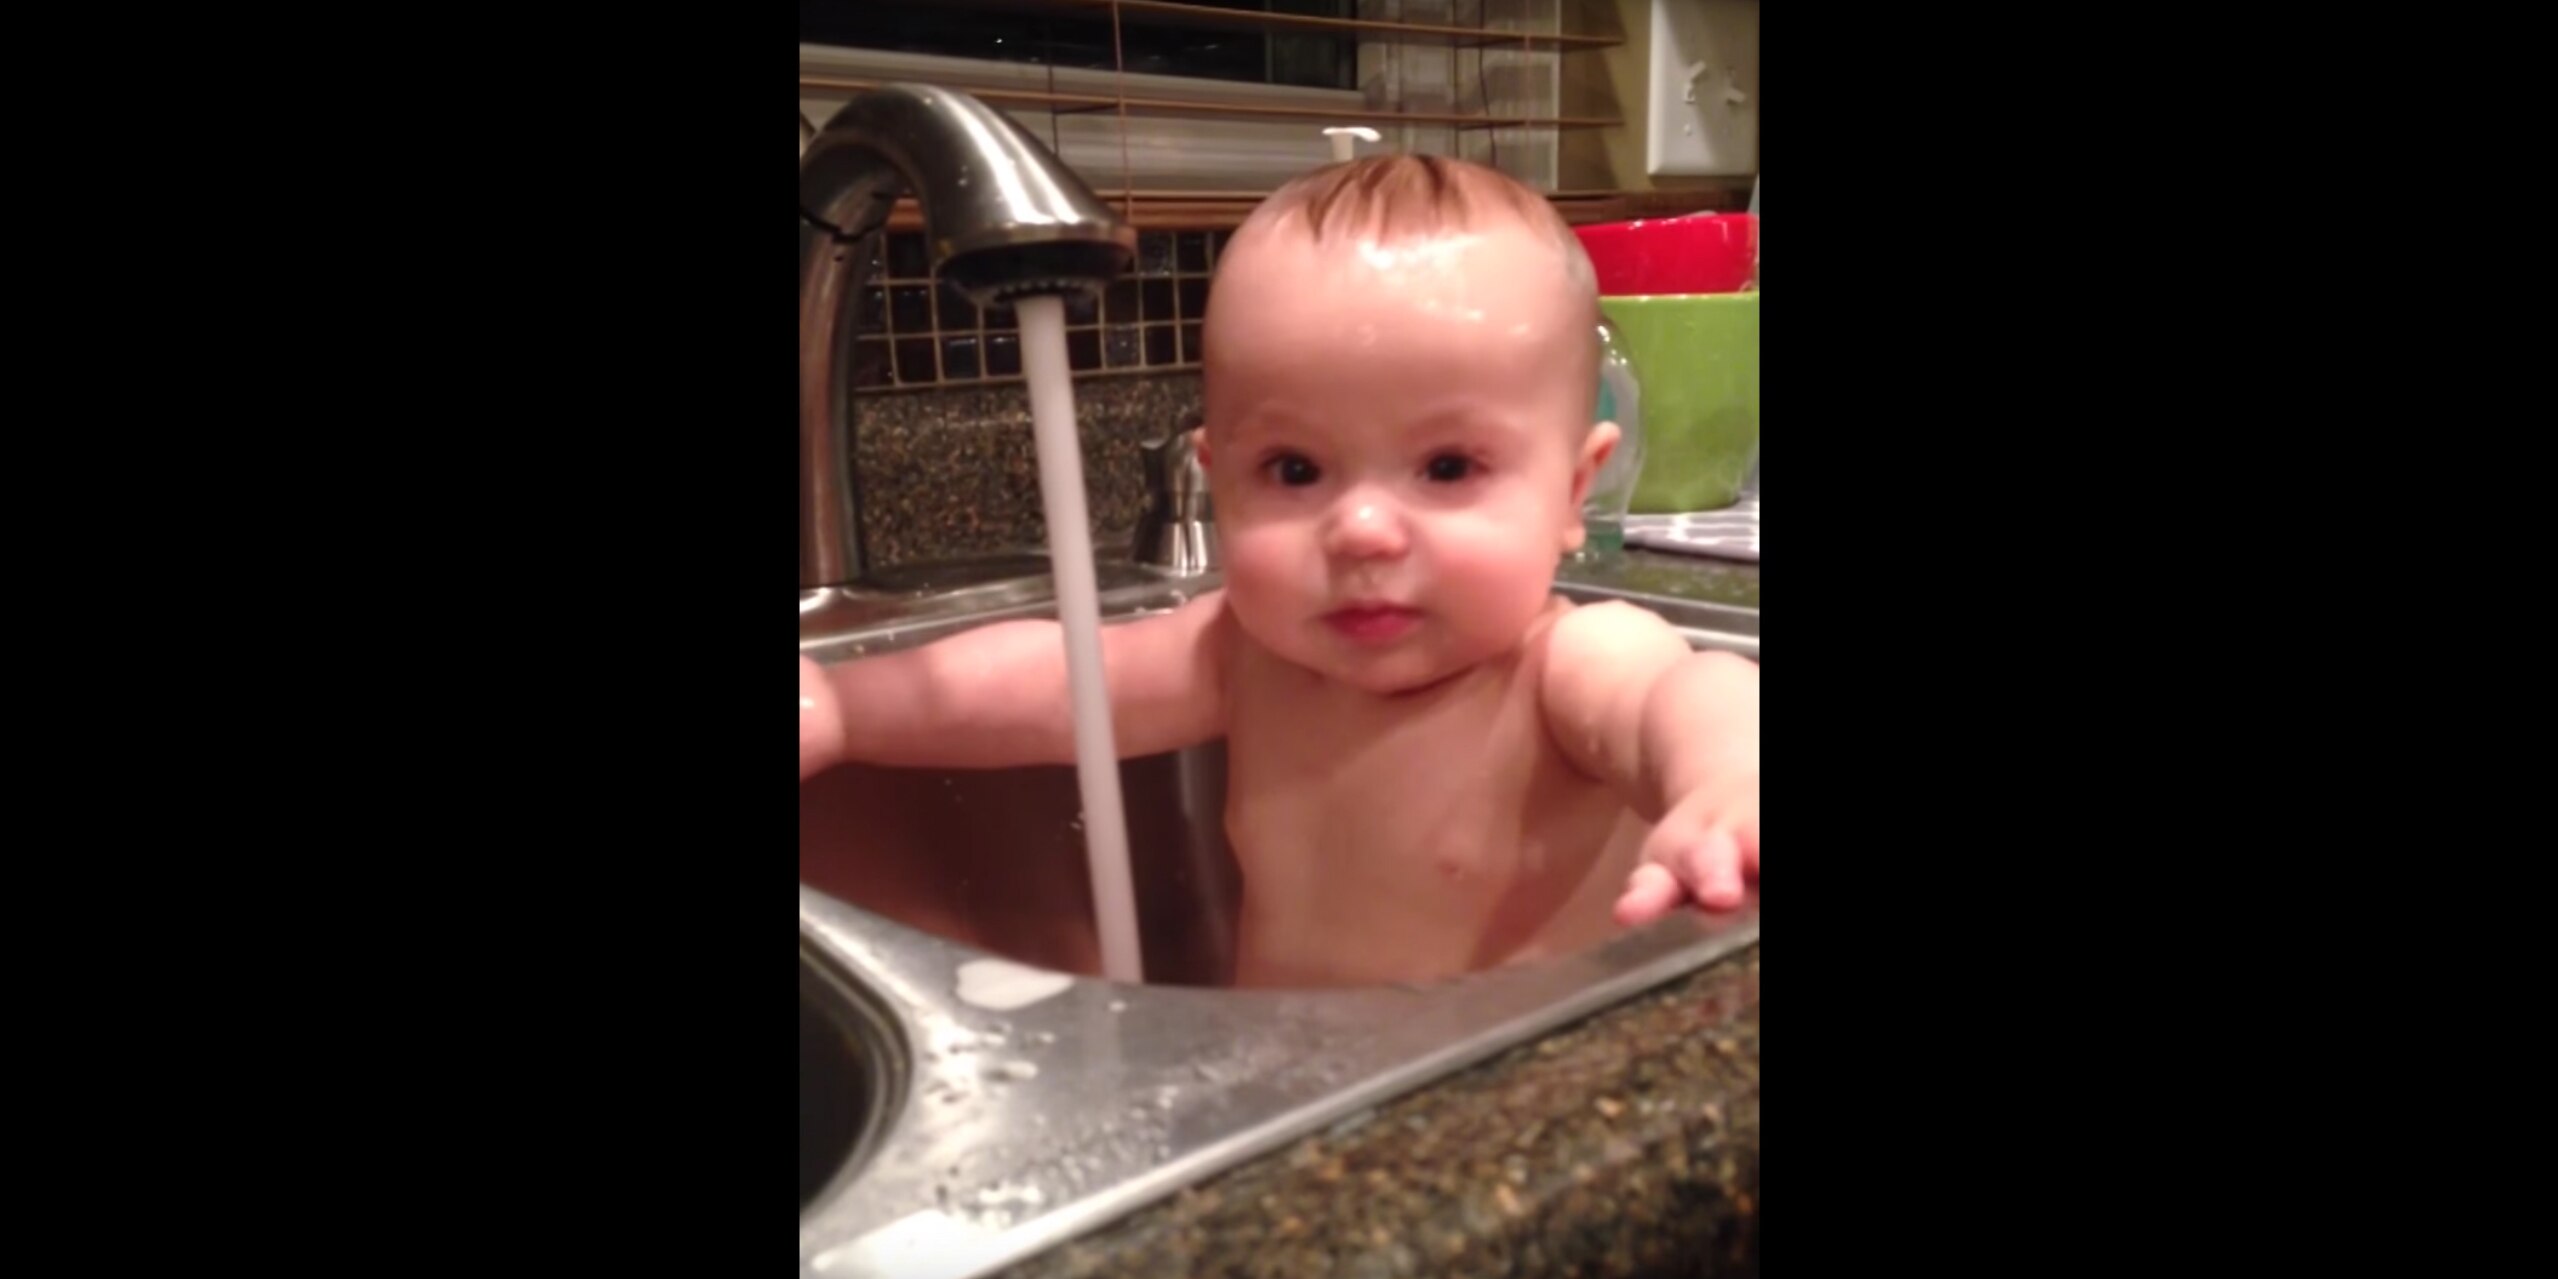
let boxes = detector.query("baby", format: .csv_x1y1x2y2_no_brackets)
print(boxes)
799,155,1758,988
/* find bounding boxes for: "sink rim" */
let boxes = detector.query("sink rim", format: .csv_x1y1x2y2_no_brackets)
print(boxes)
802,565,1756,666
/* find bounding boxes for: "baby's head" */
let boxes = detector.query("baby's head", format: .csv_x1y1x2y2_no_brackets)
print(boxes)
1198,154,1615,694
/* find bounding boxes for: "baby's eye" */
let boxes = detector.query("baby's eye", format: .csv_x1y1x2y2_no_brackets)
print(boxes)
1424,454,1476,483
1264,454,1321,486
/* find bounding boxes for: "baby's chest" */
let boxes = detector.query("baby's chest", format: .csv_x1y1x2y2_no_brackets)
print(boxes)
1226,680,1555,841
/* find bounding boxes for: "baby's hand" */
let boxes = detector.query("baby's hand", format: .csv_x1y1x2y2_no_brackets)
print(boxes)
1614,773,1758,925
800,656,844,781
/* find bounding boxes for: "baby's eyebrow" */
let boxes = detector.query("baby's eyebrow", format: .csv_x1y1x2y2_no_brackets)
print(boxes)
1222,411,1315,444
1399,407,1530,441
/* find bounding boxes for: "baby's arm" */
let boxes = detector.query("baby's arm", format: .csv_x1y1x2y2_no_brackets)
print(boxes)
799,591,1232,779
1538,601,1759,923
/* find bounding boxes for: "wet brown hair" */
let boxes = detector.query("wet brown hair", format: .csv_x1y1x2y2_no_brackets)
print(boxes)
1238,154,1596,296
1204,155,1604,436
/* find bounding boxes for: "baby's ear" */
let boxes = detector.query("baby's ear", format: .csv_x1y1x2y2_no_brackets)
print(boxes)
1561,422,1620,553
1571,421,1620,507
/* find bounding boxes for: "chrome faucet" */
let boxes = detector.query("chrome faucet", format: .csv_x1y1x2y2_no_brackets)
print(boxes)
798,84,1135,593
1133,416,1217,575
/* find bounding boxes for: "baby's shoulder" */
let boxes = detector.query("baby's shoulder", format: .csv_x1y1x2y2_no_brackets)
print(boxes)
1530,594,1690,705
1535,594,1680,654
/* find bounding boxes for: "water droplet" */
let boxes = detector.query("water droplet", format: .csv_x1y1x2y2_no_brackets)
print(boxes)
956,958,1073,1011
975,1183,1046,1209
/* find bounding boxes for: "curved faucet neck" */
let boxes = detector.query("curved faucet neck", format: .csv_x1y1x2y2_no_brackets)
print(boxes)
798,84,1135,592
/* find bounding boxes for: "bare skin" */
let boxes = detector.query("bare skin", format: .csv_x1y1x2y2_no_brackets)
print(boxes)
798,200,1759,987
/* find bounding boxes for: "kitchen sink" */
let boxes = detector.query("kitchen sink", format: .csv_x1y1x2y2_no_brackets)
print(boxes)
797,562,1758,1278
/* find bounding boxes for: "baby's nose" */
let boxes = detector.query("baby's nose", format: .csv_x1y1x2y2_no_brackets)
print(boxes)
1322,494,1410,560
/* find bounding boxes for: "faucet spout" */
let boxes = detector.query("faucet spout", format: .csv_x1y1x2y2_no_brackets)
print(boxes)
800,85,1136,592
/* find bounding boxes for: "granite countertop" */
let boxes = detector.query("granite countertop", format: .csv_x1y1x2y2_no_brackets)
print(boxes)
1001,947,1761,1279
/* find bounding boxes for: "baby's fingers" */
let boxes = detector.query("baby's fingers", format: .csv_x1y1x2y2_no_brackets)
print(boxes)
1672,828,1748,912
1614,863,1684,926
800,658,843,781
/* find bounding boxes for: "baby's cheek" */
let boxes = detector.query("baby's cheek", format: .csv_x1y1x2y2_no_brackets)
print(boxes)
1444,526,1557,612
1218,526,1297,601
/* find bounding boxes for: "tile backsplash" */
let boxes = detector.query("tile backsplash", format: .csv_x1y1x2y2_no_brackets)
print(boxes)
852,371,1204,570
853,229,1230,390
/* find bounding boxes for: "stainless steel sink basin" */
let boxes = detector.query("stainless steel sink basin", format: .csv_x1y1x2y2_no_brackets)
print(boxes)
802,740,1241,986
800,948,906,1212
800,556,1173,647
798,561,1758,1278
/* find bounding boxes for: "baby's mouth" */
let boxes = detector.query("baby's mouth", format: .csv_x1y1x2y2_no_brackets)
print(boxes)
1322,601,1422,644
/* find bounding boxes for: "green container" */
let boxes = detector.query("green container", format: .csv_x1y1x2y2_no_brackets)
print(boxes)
1599,294,1759,513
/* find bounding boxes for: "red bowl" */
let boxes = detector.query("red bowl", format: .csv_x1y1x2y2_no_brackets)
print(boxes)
1574,213,1757,296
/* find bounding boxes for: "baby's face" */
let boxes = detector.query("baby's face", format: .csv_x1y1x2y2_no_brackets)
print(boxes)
1200,219,1612,694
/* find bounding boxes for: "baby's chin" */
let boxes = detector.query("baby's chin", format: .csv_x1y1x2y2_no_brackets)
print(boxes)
1266,622,1493,695
1323,654,1465,696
